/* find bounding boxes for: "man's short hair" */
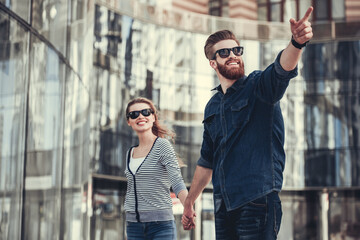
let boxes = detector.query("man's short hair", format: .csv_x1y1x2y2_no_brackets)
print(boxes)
204,30,240,60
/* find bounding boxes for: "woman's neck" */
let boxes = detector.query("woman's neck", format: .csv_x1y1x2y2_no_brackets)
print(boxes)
137,131,157,148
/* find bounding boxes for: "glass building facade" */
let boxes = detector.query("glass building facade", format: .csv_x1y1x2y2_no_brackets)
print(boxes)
0,0,359,239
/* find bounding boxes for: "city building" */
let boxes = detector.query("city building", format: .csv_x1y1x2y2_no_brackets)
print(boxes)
0,0,359,239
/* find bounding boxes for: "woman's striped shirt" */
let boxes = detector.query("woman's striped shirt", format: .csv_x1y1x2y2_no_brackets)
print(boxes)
124,137,187,222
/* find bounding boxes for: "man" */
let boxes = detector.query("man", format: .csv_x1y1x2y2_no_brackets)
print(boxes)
182,6,313,240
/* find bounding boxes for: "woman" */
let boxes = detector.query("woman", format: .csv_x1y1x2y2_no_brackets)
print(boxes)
124,97,188,240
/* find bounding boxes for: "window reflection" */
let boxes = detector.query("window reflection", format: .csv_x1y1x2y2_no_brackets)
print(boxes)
92,7,216,181
302,40,360,187
329,191,360,239
32,0,67,54
0,0,30,22
279,191,321,240
0,10,28,240
24,39,66,239
1,1,360,239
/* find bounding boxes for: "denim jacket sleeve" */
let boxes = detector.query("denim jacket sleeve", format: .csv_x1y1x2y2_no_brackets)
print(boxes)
196,100,217,169
197,126,213,169
254,50,298,104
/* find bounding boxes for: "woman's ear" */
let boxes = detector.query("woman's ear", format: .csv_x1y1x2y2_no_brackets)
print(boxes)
209,60,217,70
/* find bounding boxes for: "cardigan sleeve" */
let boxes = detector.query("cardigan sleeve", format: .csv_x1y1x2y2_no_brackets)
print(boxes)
159,139,187,197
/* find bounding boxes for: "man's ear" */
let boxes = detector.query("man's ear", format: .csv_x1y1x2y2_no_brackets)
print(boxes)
209,60,217,70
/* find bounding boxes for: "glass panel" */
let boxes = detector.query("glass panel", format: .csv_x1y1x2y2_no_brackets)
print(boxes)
257,6,267,21
299,41,360,188
209,8,220,16
299,0,313,21
316,0,329,21
279,191,321,239
32,0,68,55
303,43,334,82
221,5,229,18
92,189,125,239
270,3,281,22
68,0,94,87
334,41,360,81
304,96,335,150
331,0,345,20
94,5,122,59
62,66,90,237
62,189,84,239
329,190,360,239
283,0,297,21
24,37,65,239
283,88,306,187
62,70,90,187
90,178,127,240
209,0,220,8
0,10,29,240
0,0,31,22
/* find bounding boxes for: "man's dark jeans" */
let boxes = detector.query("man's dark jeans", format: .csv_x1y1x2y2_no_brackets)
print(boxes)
215,191,282,240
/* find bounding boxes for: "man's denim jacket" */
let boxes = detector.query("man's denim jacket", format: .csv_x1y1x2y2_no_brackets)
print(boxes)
198,51,298,211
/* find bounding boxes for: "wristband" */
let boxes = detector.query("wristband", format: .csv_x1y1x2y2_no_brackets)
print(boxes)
291,36,309,49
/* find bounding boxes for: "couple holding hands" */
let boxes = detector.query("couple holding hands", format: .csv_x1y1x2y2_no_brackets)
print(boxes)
124,6,313,240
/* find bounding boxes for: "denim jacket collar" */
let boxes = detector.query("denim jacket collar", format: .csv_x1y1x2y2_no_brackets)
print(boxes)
211,75,248,94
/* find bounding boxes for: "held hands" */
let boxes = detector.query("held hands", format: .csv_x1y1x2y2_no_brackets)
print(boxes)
182,204,196,230
290,6,314,45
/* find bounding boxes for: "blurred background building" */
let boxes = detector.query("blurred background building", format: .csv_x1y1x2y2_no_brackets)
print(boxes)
0,0,359,239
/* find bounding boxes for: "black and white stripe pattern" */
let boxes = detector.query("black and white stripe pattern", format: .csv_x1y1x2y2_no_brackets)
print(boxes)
124,137,186,216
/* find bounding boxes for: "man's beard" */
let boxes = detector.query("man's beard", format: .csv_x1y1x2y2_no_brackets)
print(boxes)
217,59,244,80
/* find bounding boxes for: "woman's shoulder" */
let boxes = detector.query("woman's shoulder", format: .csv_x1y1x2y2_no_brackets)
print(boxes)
155,137,171,145
154,137,175,152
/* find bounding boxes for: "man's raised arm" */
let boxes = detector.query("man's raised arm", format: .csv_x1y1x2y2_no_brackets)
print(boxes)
280,6,314,71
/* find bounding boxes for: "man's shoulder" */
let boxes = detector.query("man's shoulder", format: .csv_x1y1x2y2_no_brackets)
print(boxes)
248,70,263,79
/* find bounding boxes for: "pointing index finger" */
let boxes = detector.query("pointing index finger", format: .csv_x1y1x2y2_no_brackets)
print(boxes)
299,6,313,24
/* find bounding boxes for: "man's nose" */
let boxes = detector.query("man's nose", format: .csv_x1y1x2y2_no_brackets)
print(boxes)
229,50,237,58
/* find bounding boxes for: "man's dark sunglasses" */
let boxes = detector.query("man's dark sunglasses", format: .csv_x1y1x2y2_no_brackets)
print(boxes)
212,46,244,60
127,108,154,119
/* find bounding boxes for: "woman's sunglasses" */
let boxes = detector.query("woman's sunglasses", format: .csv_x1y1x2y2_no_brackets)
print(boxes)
212,46,244,60
127,108,154,119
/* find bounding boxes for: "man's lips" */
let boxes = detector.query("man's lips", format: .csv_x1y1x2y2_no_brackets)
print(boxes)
226,60,240,66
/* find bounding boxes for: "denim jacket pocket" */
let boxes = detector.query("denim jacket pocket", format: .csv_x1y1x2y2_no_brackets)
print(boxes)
213,194,223,214
231,99,250,129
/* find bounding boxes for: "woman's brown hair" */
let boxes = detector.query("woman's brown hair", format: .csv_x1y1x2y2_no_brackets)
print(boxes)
126,97,176,141
204,29,240,60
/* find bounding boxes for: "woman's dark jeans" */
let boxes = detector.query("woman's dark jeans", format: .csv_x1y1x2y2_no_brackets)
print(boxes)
126,220,176,240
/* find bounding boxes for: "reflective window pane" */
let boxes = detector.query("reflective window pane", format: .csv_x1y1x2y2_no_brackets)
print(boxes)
0,10,29,240
316,0,329,21
24,38,65,239
32,0,68,55
0,0,30,22
332,0,345,20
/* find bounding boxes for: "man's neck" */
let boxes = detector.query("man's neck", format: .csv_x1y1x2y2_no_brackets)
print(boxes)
219,76,237,94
